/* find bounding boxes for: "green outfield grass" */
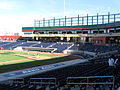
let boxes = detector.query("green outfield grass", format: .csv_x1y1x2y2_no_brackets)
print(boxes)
0,54,27,62
0,50,74,73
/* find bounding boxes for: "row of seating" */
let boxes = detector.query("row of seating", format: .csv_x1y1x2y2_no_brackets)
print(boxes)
0,41,119,53
1,57,120,90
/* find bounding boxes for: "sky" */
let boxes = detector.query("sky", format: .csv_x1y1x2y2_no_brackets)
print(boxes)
0,0,120,35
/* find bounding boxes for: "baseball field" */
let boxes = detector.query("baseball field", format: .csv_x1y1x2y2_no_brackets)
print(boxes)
0,50,78,73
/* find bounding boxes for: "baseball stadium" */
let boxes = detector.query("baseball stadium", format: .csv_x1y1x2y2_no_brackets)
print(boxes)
0,13,120,90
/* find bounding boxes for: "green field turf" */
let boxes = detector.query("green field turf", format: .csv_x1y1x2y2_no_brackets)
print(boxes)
0,54,27,62
0,50,74,73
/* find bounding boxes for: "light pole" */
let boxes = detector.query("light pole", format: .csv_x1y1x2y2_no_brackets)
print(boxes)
64,0,66,16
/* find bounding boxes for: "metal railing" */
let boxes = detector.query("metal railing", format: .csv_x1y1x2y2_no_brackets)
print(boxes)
67,76,115,89
34,13,120,27
30,78,57,86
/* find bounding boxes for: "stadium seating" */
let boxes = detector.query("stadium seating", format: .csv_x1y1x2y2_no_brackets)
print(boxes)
1,12,120,90
0,42,10,46
33,42,54,48
50,43,72,53
69,43,119,53
1,41,120,89
2,42,22,49
0,41,120,54
0,58,120,89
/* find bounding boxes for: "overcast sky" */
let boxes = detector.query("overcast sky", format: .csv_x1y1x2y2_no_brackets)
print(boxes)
0,0,120,35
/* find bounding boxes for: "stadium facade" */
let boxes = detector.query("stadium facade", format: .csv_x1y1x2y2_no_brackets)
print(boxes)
21,12,120,45
0,13,120,45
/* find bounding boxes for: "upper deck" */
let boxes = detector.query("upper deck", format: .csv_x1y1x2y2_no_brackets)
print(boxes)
22,13,120,32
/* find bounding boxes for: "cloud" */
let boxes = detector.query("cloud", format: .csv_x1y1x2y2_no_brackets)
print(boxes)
0,14,47,35
0,15,32,35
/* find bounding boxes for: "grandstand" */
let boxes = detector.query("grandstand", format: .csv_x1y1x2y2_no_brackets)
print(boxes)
0,13,120,89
